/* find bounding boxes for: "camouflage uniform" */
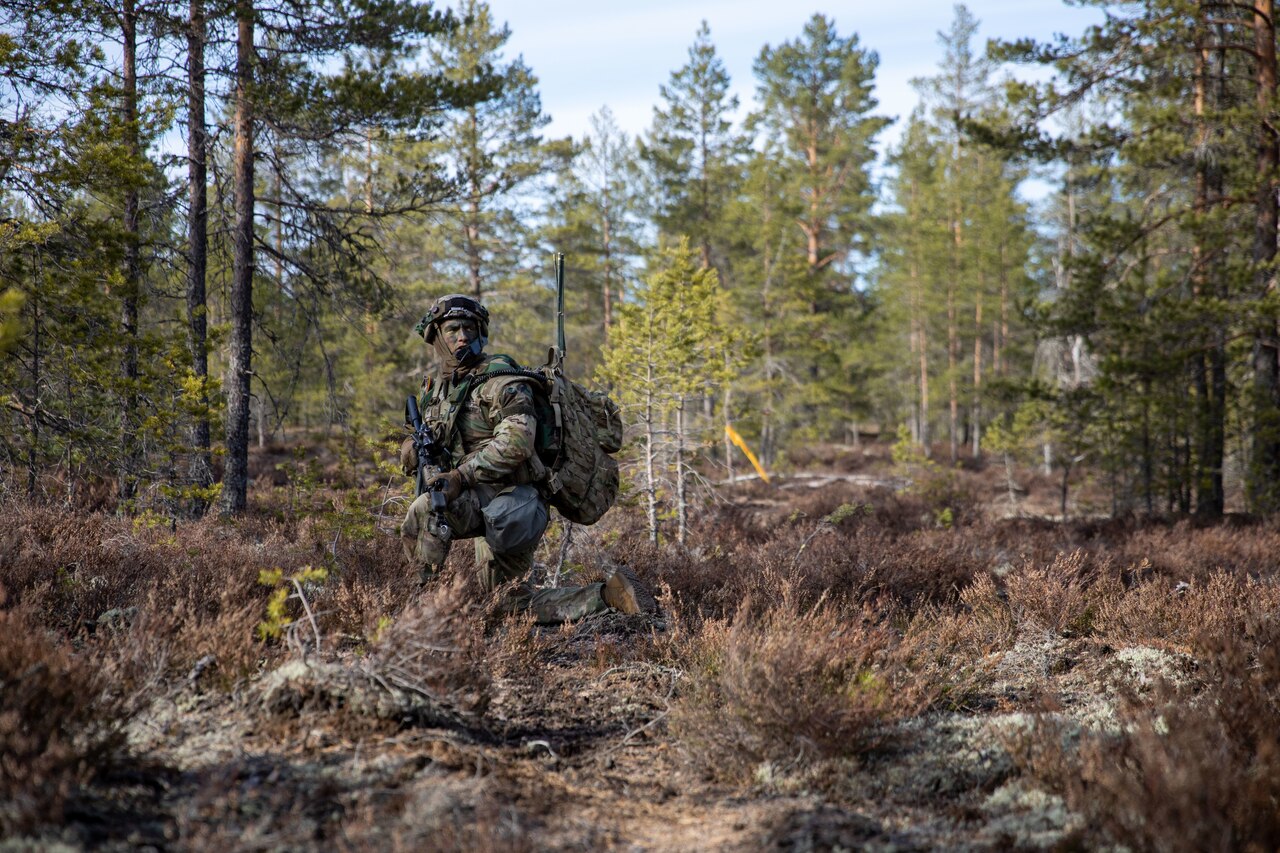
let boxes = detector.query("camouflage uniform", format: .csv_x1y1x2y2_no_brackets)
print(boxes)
401,303,610,624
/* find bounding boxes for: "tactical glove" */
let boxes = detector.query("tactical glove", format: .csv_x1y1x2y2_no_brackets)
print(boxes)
426,468,465,503
399,438,418,476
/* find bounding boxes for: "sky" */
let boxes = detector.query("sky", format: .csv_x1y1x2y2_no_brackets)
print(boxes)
488,0,1102,151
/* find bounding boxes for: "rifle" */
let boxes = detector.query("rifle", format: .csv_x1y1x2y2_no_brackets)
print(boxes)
405,394,453,541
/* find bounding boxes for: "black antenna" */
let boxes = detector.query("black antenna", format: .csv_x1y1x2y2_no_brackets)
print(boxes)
554,253,566,370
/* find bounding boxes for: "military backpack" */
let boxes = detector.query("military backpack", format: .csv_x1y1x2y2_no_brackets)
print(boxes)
432,354,623,525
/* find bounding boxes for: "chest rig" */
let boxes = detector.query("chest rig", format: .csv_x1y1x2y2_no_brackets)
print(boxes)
420,355,537,457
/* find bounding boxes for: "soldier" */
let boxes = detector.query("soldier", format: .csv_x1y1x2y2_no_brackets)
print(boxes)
399,294,654,623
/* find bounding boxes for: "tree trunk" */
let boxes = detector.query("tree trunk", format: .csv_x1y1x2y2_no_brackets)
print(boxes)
948,221,960,464
255,393,267,449
719,333,733,475
971,292,983,459
186,0,213,515
25,280,40,499
222,0,255,515
119,0,141,505
602,211,613,338
1142,382,1154,514
1003,452,1017,510
996,241,1008,377
1252,0,1280,513
1060,461,1071,521
1191,37,1224,518
644,381,659,546
466,108,483,299
911,255,929,452
675,397,687,544
699,126,712,269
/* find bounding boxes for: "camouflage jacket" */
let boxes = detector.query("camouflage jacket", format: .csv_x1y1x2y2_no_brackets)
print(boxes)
419,354,540,487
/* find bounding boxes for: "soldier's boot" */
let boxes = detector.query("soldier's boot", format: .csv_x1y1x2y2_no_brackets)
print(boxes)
602,565,658,615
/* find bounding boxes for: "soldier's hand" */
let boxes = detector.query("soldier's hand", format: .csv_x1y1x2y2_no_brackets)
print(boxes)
426,469,465,503
399,438,418,476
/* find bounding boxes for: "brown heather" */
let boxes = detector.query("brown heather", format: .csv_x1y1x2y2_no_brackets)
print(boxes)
6,442,1280,847
669,595,914,783
0,602,139,833
1013,618,1280,852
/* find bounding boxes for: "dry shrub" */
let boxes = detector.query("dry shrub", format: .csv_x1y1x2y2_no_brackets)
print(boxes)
1096,570,1280,653
1015,616,1280,852
362,576,492,721
1112,521,1280,582
0,501,421,685
636,501,988,631
321,532,418,643
0,603,136,833
901,573,1018,709
780,443,876,473
252,579,492,737
670,593,929,783
1003,550,1120,636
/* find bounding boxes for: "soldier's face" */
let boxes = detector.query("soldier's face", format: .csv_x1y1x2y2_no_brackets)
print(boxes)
440,318,479,352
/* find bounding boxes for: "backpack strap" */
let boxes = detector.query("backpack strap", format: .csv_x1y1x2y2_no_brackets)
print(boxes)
438,357,547,445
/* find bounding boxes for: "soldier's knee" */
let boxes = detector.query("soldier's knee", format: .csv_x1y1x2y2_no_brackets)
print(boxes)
401,495,449,571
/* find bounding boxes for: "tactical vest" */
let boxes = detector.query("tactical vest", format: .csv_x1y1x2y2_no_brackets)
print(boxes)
422,355,622,525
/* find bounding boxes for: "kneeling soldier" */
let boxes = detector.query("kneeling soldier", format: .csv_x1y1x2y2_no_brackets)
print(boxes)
399,294,653,623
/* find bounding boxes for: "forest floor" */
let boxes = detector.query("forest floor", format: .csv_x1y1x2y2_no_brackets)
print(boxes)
4,440,1279,851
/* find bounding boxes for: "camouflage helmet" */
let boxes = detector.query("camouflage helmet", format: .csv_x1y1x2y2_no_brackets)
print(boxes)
415,294,490,343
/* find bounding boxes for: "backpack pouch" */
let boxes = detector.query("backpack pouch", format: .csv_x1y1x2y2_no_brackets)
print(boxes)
482,485,549,555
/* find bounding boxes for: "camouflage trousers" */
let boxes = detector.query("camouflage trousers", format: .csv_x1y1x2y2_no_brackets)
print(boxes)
400,484,607,624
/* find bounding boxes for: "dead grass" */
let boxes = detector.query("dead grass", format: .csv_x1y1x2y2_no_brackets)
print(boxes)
1095,569,1280,653
669,591,931,784
900,573,1018,710
1002,550,1118,637
362,576,493,721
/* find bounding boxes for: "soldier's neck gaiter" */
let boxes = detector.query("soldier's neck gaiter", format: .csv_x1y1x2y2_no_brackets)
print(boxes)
432,334,485,381
432,335,461,372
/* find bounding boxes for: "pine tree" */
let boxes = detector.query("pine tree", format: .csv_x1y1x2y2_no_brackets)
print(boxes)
598,240,738,544
1,0,176,504
183,0,214,514
541,107,644,371
217,0,496,513
877,114,948,451
743,14,889,446
640,20,747,272
421,0,568,314
995,0,1276,516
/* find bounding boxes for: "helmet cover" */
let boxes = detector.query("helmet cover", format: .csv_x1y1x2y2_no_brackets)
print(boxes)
415,294,490,343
